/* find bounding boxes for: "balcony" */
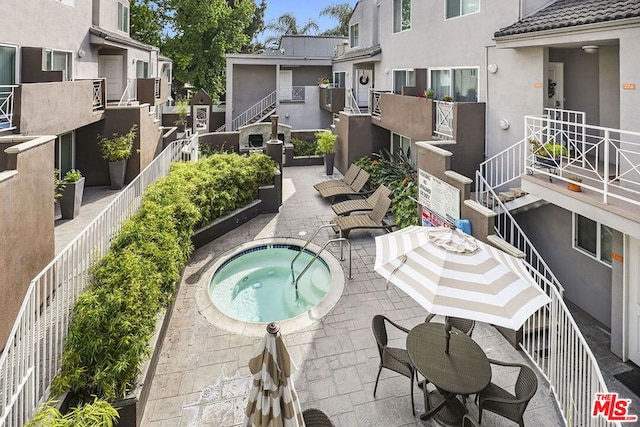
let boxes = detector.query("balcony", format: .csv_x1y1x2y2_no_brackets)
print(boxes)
319,86,345,113
278,85,306,102
0,86,18,133
137,78,169,106
522,112,640,233
11,80,105,135
370,90,434,140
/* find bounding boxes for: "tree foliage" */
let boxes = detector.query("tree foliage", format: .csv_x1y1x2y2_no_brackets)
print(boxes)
264,12,319,48
241,0,267,53
320,3,353,36
162,0,256,98
130,0,168,46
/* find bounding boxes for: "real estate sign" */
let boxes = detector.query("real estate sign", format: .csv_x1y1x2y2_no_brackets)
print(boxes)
418,169,460,224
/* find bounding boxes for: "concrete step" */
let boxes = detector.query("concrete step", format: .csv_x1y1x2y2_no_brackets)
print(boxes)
509,187,527,197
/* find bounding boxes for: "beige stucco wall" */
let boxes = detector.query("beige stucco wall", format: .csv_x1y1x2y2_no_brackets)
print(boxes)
0,136,56,347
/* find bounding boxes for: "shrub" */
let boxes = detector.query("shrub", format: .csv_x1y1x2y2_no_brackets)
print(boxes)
52,152,276,403
98,125,137,162
291,138,317,157
315,131,337,154
26,397,119,427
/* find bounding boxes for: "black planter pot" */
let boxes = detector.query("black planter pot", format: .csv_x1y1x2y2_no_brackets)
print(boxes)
324,153,335,176
59,177,85,219
109,159,128,190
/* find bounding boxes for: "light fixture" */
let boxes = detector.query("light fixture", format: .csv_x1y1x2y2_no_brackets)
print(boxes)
582,45,599,54
77,49,85,58
487,63,498,74
498,119,510,130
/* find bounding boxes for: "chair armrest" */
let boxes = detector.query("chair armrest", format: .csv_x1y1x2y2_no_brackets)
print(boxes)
480,394,531,405
383,316,410,334
487,358,528,369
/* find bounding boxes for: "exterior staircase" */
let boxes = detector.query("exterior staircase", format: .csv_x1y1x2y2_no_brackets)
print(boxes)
217,90,277,132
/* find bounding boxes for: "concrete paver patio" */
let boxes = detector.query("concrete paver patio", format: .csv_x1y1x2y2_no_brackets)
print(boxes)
137,165,565,426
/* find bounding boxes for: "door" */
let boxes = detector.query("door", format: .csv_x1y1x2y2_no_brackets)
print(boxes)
548,62,564,109
99,55,124,101
194,105,210,133
279,70,292,101
356,69,372,108
628,236,640,365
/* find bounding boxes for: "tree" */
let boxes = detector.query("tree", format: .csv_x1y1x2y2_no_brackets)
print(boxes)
263,13,319,48
240,0,267,53
130,0,168,46
320,3,353,36
164,0,255,99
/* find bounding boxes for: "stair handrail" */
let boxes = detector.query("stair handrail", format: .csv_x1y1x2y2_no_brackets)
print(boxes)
118,78,137,107
346,88,361,114
230,90,277,131
291,224,335,285
476,137,527,196
475,140,564,294
294,237,351,300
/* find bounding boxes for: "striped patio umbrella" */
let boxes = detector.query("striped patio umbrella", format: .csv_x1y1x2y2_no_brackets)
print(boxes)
244,322,304,427
375,226,550,351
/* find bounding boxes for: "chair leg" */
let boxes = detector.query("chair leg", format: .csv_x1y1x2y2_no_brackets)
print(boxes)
373,365,383,397
409,371,415,416
478,405,483,424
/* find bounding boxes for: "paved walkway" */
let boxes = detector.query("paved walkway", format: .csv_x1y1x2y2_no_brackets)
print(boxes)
136,166,564,427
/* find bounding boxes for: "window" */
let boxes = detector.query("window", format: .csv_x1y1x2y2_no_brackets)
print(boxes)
573,214,612,265
55,132,75,177
333,71,346,88
393,69,415,94
391,133,414,166
446,0,480,19
136,60,149,78
0,45,17,86
43,49,72,81
350,23,359,48
429,67,478,101
393,0,411,32
118,2,130,33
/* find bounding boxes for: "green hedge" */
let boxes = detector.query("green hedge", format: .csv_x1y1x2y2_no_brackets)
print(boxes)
52,153,276,402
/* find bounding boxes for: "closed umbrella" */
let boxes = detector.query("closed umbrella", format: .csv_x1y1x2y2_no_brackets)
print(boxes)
374,226,551,352
244,322,305,427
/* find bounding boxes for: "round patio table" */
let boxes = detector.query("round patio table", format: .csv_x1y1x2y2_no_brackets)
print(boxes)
406,322,491,425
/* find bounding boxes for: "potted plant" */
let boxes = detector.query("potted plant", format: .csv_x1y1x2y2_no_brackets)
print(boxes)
59,169,85,219
424,88,435,99
317,77,330,88
529,139,568,166
98,125,137,190
315,131,338,176
441,95,454,102
566,175,582,192
174,98,189,132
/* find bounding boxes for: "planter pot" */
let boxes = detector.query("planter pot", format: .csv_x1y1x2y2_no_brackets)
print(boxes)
109,159,128,190
567,182,582,192
319,84,329,88
324,153,335,176
59,177,85,219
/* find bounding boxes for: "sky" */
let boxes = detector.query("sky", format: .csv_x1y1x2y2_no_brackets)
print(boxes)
260,0,358,41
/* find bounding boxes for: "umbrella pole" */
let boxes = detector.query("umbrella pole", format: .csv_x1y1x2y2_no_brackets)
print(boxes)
444,316,452,354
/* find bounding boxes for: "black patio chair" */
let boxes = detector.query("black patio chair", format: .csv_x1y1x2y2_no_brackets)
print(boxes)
372,314,417,416
302,408,334,426
477,359,538,427
425,314,475,337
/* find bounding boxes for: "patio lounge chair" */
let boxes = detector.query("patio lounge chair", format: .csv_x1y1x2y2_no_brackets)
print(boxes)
331,195,393,238
477,359,538,427
302,408,334,426
372,315,417,416
317,169,371,201
313,164,361,193
331,184,392,216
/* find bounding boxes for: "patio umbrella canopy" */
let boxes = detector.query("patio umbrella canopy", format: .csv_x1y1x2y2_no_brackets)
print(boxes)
244,322,305,427
375,226,551,348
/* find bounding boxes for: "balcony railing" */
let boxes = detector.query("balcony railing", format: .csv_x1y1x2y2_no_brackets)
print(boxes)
371,90,382,117
230,90,276,131
154,78,161,99
434,100,454,138
525,114,640,208
278,86,305,102
0,133,199,427
92,79,105,111
0,85,17,132
118,78,138,107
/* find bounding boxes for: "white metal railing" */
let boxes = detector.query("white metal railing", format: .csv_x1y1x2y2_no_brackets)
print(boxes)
346,88,361,114
278,86,305,102
92,79,105,110
525,115,640,207
434,100,454,138
0,85,18,132
215,124,226,132
230,90,276,131
475,169,564,293
522,269,616,427
118,78,138,107
0,133,199,427
370,90,381,117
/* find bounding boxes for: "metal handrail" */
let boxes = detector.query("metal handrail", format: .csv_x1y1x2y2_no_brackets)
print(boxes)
290,224,335,284
230,90,277,131
346,88,361,114
0,85,18,132
434,100,454,138
92,79,105,110
294,237,351,300
118,78,137,107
